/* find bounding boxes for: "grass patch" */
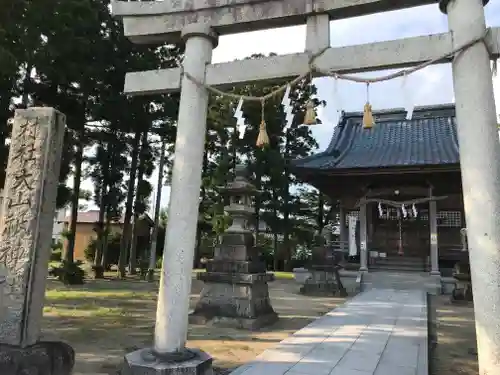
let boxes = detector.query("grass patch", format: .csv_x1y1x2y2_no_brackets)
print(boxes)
272,271,294,280
431,295,478,375
193,269,294,280
42,277,346,374
48,261,62,269
45,289,155,300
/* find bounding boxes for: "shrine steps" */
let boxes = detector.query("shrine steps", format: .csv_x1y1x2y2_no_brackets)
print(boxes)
361,271,440,294
370,256,426,272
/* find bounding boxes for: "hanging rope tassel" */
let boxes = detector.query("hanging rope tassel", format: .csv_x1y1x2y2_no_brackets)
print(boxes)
303,72,317,126
303,100,316,125
363,103,375,129
362,83,375,129
256,99,269,148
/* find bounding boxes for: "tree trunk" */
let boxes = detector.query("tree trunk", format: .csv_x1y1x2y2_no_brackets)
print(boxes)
94,200,106,269
194,149,209,268
148,136,167,281
273,232,279,271
101,215,111,270
65,132,84,264
272,189,280,271
118,129,141,278
282,131,292,272
254,159,263,242
21,63,32,108
94,143,110,276
282,181,291,272
318,193,325,232
129,130,148,275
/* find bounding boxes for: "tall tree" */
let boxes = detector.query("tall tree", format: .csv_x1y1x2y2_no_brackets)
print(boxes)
129,129,152,274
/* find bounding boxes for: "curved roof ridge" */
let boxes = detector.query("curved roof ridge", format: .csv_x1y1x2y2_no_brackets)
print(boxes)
328,116,361,167
340,103,456,120
323,112,348,153
290,104,459,171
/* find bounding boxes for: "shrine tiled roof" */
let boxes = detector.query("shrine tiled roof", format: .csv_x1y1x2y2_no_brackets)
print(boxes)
291,104,460,172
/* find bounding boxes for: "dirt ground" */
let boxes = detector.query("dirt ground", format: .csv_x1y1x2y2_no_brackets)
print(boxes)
42,276,479,375
431,295,478,375
41,277,346,375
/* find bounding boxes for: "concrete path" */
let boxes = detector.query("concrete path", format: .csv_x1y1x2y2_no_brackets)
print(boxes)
230,288,428,375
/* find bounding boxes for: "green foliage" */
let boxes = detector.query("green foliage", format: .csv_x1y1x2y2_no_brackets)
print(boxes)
192,54,326,270
156,257,163,270
50,240,63,262
50,250,62,262
84,231,122,265
49,261,85,285
0,0,182,268
0,1,332,274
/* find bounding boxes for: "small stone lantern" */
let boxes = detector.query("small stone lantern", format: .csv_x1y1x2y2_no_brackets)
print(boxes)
223,166,256,234
189,164,278,329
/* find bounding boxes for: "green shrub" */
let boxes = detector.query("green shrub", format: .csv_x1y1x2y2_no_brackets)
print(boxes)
49,261,86,285
84,232,122,266
50,248,62,262
49,240,63,262
91,265,105,279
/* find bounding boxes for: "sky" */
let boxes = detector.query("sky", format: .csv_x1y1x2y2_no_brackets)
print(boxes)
79,2,500,216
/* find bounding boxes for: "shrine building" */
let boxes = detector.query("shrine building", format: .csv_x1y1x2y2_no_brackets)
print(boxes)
291,104,466,276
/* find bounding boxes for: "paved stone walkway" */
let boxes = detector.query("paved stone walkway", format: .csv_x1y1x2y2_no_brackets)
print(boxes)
230,288,428,375
362,271,440,293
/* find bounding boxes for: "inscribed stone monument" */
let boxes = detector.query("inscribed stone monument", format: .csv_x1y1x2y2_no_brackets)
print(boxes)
0,108,74,375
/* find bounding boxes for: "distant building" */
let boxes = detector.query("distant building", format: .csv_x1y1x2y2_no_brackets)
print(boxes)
290,104,465,274
62,210,153,261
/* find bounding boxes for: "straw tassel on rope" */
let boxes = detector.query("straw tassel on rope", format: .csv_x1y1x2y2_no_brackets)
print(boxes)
362,83,375,129
303,72,317,126
303,100,316,125
256,99,269,148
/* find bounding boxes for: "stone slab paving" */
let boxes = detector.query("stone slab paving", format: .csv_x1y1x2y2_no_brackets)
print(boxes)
362,271,441,294
229,289,428,375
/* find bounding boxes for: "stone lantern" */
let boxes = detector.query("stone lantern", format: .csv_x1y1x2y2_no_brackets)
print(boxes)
189,164,278,329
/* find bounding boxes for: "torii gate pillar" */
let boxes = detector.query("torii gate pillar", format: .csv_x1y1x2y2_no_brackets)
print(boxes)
122,23,218,375
154,23,218,354
440,1,500,374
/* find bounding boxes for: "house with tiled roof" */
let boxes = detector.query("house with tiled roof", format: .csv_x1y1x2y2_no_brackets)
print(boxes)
290,104,465,275
63,210,154,261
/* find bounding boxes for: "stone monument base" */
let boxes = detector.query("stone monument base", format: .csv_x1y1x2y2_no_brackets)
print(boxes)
121,348,212,375
0,341,75,375
189,270,278,330
300,268,347,297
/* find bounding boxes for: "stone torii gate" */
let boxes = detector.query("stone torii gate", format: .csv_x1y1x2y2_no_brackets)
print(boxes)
112,1,500,374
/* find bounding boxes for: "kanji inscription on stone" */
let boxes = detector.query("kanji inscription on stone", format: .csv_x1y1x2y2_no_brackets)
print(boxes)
0,108,65,347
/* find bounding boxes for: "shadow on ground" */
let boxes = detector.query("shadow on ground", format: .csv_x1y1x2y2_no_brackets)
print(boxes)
42,277,346,374
430,295,477,375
